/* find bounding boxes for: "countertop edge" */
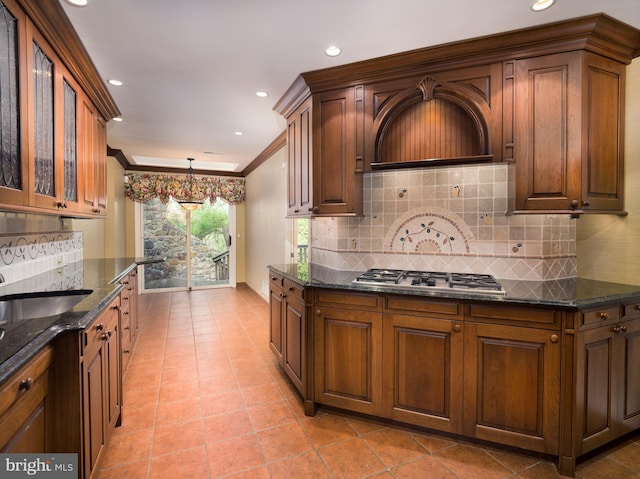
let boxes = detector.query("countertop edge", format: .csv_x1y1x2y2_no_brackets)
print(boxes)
0,259,154,385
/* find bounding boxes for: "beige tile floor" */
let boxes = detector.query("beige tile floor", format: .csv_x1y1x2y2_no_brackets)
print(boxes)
97,288,640,479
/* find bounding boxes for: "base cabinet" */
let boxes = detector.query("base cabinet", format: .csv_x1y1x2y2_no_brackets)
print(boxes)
120,268,138,373
52,296,121,479
575,307,640,456
314,290,382,416
382,296,464,434
268,270,308,404
0,346,52,453
463,322,561,454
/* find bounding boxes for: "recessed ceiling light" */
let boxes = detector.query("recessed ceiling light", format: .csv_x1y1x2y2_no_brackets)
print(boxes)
256,91,268,98
112,117,123,122
108,79,123,86
325,45,341,57
234,131,243,136
63,0,88,6
530,0,555,11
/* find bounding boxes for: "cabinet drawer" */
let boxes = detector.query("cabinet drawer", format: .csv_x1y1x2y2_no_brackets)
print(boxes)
622,300,640,322
283,280,304,302
384,295,462,318
581,305,619,328
82,299,119,357
0,346,52,417
315,289,380,311
269,273,284,288
466,303,560,328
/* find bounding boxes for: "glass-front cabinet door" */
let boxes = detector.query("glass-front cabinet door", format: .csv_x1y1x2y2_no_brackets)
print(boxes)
0,0,29,208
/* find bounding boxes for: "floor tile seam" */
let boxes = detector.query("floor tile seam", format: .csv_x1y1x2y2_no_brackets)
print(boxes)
482,447,551,475
150,430,208,459
592,456,640,475
97,458,152,477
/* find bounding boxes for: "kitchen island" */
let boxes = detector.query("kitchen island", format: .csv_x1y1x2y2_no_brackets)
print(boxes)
268,263,640,477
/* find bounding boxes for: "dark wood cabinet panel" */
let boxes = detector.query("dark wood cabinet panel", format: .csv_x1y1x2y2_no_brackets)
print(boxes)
284,294,305,391
576,316,640,455
286,98,312,216
314,305,382,416
464,322,560,454
285,87,363,217
512,51,625,214
0,345,52,453
383,313,463,433
52,297,121,479
269,276,284,363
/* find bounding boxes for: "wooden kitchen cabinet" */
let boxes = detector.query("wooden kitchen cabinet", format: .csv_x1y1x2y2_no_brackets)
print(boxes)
574,303,640,455
511,51,626,215
314,289,382,415
0,345,52,452
382,295,464,434
120,268,138,373
463,303,562,455
0,0,113,218
463,321,561,454
269,272,285,363
52,296,121,479
284,86,363,217
268,269,310,408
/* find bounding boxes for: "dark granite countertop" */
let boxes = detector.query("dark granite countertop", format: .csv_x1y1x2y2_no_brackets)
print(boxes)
268,263,640,308
0,257,162,384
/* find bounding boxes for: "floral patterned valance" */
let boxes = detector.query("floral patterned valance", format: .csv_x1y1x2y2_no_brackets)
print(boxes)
124,173,246,204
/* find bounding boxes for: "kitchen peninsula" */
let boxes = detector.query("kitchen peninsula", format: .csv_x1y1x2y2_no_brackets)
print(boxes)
268,263,640,477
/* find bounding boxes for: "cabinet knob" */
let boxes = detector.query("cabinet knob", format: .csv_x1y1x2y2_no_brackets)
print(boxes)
92,208,101,214
620,325,628,333
289,287,295,292
101,331,112,341
95,323,104,331
599,312,609,320
18,378,33,391
453,324,462,333
550,334,559,343
582,200,590,207
294,208,300,213
315,309,321,316
611,325,622,334
312,207,319,214
570,199,579,209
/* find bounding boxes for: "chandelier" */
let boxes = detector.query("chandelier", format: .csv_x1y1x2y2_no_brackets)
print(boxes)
178,158,201,211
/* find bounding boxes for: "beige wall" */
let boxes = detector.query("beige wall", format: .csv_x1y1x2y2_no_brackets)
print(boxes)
244,148,288,300
67,156,127,259
577,59,640,285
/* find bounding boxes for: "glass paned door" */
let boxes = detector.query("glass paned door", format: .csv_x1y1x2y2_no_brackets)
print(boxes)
139,197,234,292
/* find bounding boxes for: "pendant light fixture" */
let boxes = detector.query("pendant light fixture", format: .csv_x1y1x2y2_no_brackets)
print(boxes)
179,158,201,211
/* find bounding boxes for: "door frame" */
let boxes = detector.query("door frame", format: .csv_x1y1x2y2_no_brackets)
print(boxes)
134,199,236,293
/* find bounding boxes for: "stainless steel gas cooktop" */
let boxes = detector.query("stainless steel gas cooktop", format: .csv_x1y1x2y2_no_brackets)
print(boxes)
353,269,505,296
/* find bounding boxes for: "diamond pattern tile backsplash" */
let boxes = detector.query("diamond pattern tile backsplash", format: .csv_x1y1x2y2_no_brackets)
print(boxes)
310,164,577,280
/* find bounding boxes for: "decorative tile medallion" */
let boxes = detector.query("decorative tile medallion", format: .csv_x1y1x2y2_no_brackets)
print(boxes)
385,208,474,254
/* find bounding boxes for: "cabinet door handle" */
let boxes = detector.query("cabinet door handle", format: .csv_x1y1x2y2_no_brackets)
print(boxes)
453,324,462,333
620,325,628,333
101,331,112,340
550,334,559,343
95,323,104,331
294,208,300,213
611,325,622,334
18,378,33,391
599,312,609,320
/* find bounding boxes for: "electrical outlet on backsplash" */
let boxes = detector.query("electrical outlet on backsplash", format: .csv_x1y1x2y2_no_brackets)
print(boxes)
309,164,577,281
0,231,84,289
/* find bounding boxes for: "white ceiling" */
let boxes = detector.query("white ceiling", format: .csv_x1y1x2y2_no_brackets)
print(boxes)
59,0,640,174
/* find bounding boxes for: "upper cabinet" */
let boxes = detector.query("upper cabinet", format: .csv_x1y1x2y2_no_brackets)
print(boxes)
0,0,118,218
509,52,626,215
280,84,364,217
276,14,640,217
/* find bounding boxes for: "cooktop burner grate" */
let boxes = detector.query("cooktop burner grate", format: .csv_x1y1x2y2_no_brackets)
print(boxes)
353,269,505,295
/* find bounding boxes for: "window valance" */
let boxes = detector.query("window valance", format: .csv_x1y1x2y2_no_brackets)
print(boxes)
124,173,246,204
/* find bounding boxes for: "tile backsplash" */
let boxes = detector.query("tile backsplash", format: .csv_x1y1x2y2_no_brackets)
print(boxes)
0,231,84,289
310,164,577,280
